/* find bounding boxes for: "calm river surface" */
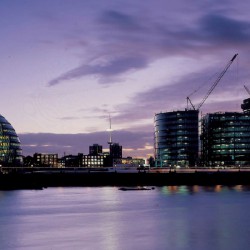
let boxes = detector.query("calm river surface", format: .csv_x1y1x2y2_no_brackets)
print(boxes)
0,185,250,250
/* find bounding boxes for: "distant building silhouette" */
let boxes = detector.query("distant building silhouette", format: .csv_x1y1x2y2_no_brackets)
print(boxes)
110,143,122,158
109,143,122,165
89,144,102,155
33,153,58,168
59,154,82,168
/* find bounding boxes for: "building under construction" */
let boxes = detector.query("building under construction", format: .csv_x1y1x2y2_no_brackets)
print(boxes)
200,98,250,167
154,54,238,167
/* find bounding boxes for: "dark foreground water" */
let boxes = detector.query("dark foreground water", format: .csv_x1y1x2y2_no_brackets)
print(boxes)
0,186,250,250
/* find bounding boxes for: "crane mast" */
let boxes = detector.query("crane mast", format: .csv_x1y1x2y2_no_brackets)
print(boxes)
244,85,250,96
196,53,238,110
186,96,196,110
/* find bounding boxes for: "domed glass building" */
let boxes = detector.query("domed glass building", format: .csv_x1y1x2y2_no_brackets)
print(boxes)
0,115,22,166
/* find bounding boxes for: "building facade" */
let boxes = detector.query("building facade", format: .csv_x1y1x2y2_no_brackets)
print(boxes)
59,154,83,168
154,110,199,167
201,112,250,167
110,143,122,159
121,157,145,167
33,153,58,168
0,114,22,166
89,144,103,155
82,155,105,168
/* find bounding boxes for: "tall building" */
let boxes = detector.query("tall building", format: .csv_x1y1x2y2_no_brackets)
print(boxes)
200,111,250,167
154,110,199,167
89,144,103,155
0,114,22,166
108,143,122,166
110,143,122,159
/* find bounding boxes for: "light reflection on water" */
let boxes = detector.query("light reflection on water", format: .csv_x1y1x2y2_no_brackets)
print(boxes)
161,185,249,195
0,186,250,250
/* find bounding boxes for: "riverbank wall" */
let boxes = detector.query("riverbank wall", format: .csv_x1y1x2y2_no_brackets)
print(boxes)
1,170,250,189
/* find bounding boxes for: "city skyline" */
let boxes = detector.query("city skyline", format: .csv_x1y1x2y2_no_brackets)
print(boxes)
1,1,250,158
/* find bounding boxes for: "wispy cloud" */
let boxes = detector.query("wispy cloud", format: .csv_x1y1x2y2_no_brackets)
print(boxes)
59,116,82,120
48,55,148,86
47,8,249,87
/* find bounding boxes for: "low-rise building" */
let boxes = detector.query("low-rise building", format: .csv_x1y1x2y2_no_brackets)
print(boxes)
33,153,58,168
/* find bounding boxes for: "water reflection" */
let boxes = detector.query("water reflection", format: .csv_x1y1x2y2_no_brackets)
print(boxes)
161,185,250,195
1,187,250,250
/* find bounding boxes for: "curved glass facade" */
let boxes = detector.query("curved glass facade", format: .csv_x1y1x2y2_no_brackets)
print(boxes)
0,115,22,166
154,110,199,167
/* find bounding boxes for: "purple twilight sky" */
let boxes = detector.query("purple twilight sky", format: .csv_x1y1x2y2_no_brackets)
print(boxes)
1,0,250,159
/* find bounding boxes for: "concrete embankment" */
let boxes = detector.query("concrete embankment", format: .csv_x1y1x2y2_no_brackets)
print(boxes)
1,170,250,189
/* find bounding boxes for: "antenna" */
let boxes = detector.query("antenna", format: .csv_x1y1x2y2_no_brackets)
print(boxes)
107,114,113,145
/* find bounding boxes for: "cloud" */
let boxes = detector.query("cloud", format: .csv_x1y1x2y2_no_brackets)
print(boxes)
59,116,82,120
200,14,250,43
47,8,250,87
19,130,154,158
99,10,142,31
48,55,148,86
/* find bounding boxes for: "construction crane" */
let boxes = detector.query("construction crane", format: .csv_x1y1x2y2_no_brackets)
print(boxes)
188,53,238,110
244,85,250,96
187,96,196,110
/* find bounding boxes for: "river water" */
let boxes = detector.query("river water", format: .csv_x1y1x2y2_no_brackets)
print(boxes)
0,185,250,250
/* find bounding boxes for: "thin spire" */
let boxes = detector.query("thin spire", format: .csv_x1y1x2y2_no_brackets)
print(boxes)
107,114,113,145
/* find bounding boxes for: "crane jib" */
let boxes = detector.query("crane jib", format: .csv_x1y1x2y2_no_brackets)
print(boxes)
196,53,237,110
231,54,238,62
186,53,238,111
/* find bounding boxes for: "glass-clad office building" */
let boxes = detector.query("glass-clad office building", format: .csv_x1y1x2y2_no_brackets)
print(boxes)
200,112,250,167
154,110,199,167
0,115,22,166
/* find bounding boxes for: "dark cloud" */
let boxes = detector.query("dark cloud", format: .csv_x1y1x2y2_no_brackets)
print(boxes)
48,55,147,86
47,7,250,90
100,10,142,31
200,14,250,43
162,14,250,55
